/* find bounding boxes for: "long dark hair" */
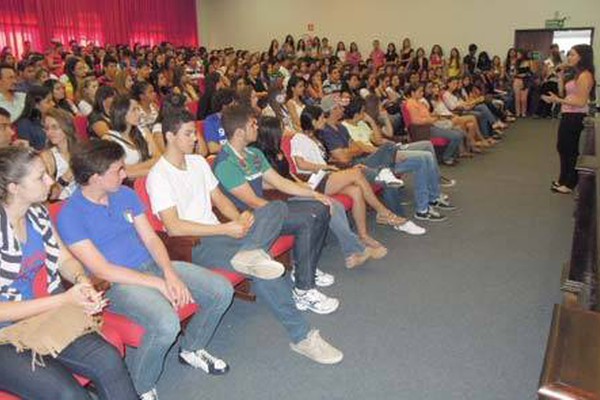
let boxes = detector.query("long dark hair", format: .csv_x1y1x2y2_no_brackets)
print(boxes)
255,116,290,178
19,85,51,122
93,85,116,116
64,56,83,93
300,105,322,132
44,108,78,153
285,76,305,101
109,95,150,161
44,79,73,115
572,44,595,76
197,71,221,119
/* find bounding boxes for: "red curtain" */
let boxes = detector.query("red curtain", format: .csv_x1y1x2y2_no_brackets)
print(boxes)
0,0,198,58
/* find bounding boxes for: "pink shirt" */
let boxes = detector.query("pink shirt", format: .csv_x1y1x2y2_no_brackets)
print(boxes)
562,79,589,114
346,52,362,66
370,49,385,69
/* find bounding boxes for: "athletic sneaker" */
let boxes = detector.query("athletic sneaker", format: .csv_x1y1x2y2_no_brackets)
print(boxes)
375,168,404,187
394,220,426,235
430,197,456,210
230,249,285,280
290,329,344,365
140,388,158,400
315,268,335,287
179,349,229,375
440,176,457,188
290,268,335,287
293,288,339,314
415,207,447,222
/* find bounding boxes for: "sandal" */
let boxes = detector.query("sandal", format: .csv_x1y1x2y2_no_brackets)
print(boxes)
345,250,371,269
359,236,389,259
376,211,406,226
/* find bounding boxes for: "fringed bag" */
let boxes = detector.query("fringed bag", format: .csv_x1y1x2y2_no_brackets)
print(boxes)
0,304,102,369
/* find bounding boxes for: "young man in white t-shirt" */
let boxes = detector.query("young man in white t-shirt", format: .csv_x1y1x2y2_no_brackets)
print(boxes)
146,109,343,365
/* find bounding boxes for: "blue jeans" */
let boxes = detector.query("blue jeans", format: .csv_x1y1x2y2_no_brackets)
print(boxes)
468,104,498,137
430,125,464,162
352,142,407,216
0,333,137,399
394,144,442,213
280,199,330,291
106,261,234,394
328,200,365,258
192,201,311,344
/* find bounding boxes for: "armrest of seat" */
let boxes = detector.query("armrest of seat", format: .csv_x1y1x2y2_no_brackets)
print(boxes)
156,231,201,263
408,124,432,142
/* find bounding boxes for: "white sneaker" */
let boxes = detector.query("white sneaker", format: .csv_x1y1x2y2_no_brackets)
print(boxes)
290,268,335,287
293,288,339,314
315,268,335,287
230,249,285,280
179,349,229,375
140,388,158,400
290,329,344,364
375,168,404,187
394,220,426,235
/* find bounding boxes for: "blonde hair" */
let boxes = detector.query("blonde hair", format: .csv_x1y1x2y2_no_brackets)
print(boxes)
113,70,132,96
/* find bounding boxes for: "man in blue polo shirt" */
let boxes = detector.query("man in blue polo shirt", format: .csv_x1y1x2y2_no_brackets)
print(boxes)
57,140,234,400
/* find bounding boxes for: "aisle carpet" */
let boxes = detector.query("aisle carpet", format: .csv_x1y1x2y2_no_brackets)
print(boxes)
157,119,574,400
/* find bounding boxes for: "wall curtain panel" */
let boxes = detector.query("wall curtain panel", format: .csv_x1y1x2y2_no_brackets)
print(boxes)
0,0,198,57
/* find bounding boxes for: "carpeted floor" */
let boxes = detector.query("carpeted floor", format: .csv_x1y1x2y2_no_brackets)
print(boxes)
156,118,574,400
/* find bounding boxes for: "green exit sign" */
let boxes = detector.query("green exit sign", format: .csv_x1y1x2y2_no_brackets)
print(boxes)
545,19,565,29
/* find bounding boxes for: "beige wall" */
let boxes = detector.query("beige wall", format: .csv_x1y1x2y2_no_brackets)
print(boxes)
197,0,599,68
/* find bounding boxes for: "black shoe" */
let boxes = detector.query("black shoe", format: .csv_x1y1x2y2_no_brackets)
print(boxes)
430,199,457,211
415,207,447,222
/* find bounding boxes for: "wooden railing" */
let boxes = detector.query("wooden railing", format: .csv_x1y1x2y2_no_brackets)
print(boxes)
539,115,600,399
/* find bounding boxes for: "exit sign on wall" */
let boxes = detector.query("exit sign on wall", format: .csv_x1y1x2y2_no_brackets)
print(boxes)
545,19,565,29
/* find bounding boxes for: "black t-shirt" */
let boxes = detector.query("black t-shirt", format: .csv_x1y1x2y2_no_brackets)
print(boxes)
463,54,477,74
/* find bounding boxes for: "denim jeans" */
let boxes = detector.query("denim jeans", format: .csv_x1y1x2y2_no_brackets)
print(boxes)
394,145,442,213
430,126,464,162
353,142,397,181
0,333,138,399
191,201,311,344
469,104,498,137
328,200,365,258
281,199,330,290
352,142,406,215
106,261,234,394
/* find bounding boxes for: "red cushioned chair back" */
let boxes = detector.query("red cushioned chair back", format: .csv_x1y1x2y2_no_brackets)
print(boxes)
280,134,298,175
73,116,90,142
48,201,64,224
187,101,199,117
133,177,166,232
